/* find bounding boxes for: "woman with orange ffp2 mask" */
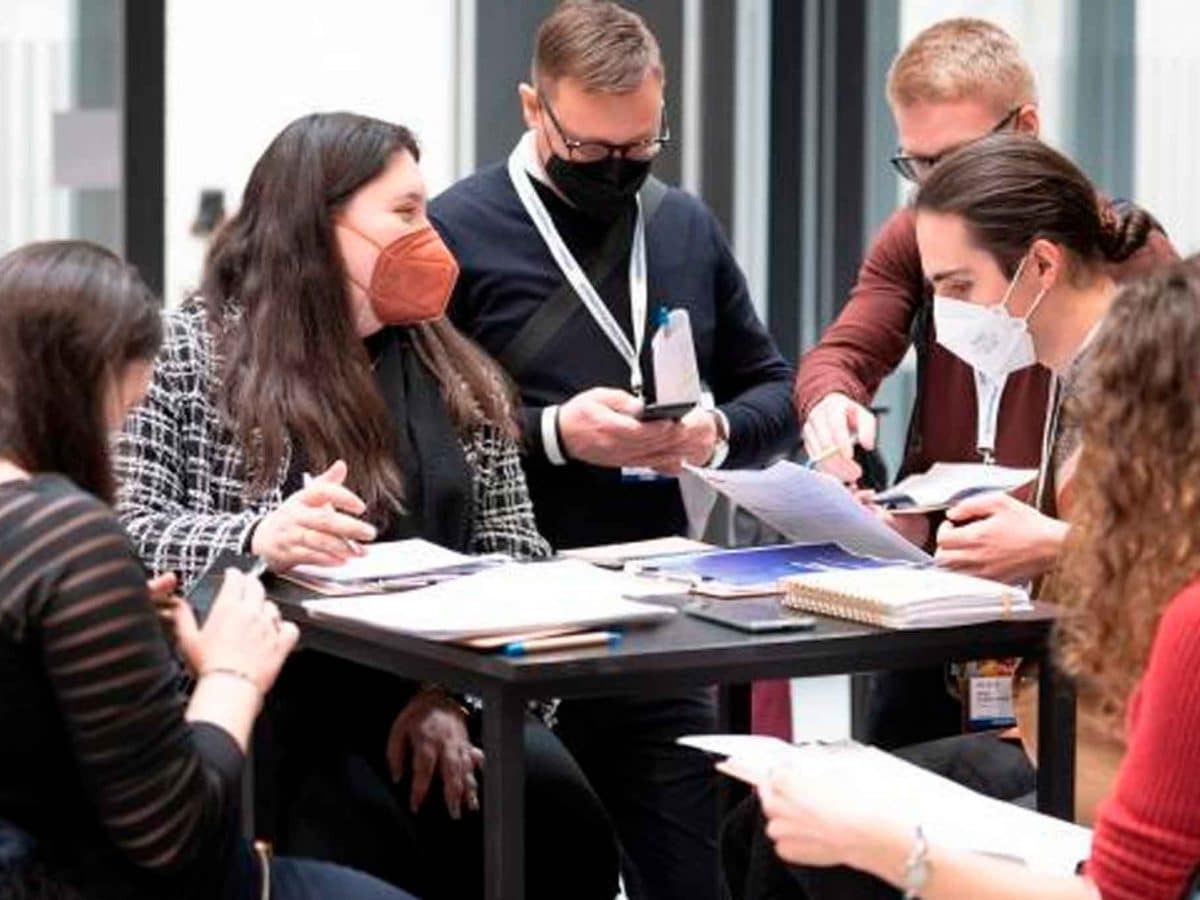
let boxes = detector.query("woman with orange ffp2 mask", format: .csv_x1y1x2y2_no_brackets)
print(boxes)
114,112,619,900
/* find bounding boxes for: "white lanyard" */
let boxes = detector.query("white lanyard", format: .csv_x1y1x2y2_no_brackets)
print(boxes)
972,369,1007,464
507,146,648,395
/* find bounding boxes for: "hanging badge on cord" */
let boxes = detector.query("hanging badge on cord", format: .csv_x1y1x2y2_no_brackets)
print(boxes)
973,369,1007,465
507,144,647,397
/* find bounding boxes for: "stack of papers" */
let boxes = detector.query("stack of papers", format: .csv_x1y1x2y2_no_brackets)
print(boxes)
680,735,1092,876
876,463,1037,513
285,539,507,595
302,559,677,641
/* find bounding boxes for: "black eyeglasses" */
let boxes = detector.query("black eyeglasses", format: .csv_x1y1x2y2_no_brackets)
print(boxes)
889,107,1022,183
538,91,671,163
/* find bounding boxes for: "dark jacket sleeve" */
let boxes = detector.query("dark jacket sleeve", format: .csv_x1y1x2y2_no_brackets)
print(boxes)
793,208,925,420
704,210,799,468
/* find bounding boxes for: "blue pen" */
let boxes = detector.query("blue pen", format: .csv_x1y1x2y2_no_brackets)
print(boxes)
501,631,622,657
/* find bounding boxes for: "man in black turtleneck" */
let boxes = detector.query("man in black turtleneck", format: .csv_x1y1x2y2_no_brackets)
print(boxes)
429,4,796,899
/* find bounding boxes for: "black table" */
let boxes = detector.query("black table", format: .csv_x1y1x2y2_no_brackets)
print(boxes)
234,569,1073,900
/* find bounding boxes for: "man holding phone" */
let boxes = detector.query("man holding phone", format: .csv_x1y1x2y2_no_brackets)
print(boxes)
430,0,795,553
429,5,794,897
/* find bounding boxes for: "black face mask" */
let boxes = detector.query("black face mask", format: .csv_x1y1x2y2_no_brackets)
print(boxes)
545,154,653,223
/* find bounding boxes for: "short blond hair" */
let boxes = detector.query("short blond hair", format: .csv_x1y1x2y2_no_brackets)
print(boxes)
532,1,663,93
887,18,1036,113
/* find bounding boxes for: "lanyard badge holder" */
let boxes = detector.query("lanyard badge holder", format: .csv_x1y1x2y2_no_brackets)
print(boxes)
959,370,1018,731
508,146,672,484
507,147,648,397
972,369,1007,465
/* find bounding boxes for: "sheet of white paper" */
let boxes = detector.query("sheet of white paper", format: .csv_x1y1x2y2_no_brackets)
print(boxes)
683,462,931,563
678,467,720,540
877,463,1037,509
292,539,478,583
560,536,714,567
681,735,1092,876
303,559,676,640
652,308,702,404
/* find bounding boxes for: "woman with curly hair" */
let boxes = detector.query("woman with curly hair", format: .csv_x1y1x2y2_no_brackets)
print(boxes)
722,135,1191,900
751,260,1200,899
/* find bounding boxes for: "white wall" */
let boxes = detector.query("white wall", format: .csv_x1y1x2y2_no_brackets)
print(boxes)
900,0,1070,153
1136,0,1200,258
164,0,464,306
0,0,71,253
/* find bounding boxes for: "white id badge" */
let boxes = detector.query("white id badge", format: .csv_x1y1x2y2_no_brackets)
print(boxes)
968,676,1016,729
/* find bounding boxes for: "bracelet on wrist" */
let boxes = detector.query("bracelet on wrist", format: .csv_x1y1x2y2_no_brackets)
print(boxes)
903,825,930,899
201,667,261,694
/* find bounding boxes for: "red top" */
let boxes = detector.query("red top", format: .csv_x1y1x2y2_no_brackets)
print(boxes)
794,207,1177,479
1088,581,1200,899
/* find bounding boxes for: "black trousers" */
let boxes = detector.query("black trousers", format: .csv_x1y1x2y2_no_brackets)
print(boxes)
282,713,621,900
719,734,1034,900
555,689,720,900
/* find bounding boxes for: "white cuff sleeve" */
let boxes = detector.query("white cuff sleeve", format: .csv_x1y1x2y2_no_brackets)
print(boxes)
706,409,731,469
541,405,568,466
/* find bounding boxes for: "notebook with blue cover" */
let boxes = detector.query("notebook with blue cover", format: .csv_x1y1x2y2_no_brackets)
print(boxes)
630,542,903,598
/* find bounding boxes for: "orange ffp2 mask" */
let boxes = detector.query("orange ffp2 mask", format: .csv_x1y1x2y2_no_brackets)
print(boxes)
339,222,460,326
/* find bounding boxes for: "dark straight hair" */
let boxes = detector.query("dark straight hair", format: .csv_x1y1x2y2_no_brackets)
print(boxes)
914,132,1153,279
200,112,516,522
0,241,162,503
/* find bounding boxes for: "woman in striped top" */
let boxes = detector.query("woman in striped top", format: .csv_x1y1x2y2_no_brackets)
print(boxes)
0,241,416,899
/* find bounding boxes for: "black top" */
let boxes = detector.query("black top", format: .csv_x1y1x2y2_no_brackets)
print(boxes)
0,475,244,898
430,164,797,549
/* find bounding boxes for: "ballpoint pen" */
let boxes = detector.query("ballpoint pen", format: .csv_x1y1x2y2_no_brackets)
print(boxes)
303,472,364,555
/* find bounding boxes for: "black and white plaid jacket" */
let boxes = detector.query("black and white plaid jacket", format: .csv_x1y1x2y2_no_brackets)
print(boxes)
115,302,551,588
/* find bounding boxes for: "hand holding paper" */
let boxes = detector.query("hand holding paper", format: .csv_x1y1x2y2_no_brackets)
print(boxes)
936,492,1070,583
682,461,931,563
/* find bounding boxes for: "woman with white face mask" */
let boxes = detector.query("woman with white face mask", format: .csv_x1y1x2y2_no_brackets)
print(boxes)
888,132,1155,585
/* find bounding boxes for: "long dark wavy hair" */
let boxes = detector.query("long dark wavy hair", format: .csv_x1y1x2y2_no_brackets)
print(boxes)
1056,260,1200,726
0,241,162,503
199,112,515,520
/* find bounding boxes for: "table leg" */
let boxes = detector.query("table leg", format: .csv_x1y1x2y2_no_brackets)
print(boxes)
717,682,753,733
482,688,525,900
716,683,754,821
1036,656,1077,820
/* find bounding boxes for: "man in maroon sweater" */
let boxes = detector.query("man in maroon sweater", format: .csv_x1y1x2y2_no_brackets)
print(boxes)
796,19,1175,494
789,18,1177,749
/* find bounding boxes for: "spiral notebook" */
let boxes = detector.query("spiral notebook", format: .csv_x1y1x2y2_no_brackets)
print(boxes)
781,566,1031,629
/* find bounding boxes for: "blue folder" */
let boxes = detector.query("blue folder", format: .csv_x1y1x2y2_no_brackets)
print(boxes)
633,542,903,596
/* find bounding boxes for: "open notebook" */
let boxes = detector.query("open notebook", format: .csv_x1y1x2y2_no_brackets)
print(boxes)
875,463,1038,513
781,566,1032,628
680,735,1092,877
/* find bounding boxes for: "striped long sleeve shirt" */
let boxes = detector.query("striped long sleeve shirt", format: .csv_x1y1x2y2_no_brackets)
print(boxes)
0,474,243,897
